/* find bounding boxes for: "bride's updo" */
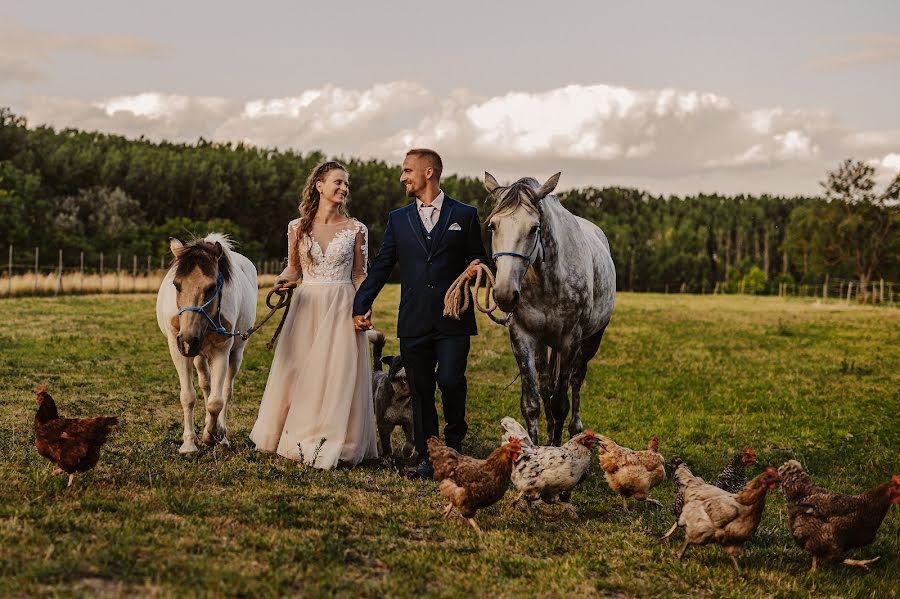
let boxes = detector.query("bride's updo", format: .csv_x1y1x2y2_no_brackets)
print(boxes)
298,160,349,259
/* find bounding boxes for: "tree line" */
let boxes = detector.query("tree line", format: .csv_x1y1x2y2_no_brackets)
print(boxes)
1,108,897,298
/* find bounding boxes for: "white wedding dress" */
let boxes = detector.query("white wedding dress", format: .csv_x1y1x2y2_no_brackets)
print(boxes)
249,218,377,468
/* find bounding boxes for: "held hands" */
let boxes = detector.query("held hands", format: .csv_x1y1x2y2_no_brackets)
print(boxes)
463,259,481,281
353,310,373,331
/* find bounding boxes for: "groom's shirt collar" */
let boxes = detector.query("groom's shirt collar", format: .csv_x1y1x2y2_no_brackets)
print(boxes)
416,190,444,211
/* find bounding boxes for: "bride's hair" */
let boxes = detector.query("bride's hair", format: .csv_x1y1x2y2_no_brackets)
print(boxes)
298,160,350,260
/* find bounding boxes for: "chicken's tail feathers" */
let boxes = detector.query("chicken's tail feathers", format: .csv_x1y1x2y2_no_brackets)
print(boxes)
673,462,703,487
500,417,533,447
776,459,809,489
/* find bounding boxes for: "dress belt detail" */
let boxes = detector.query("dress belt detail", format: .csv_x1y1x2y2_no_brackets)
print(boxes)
302,279,353,286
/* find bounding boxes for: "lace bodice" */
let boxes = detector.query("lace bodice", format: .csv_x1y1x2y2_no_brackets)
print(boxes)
278,219,368,286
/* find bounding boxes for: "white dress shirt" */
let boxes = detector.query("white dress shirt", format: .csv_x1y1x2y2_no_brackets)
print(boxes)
416,191,444,232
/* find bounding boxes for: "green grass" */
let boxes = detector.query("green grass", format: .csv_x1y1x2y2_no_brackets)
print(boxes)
1,288,898,598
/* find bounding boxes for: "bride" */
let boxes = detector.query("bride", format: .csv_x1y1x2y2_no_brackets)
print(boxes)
249,161,377,468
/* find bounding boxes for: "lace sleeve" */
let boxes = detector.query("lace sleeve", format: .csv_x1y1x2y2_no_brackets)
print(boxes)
352,222,368,290
277,219,303,283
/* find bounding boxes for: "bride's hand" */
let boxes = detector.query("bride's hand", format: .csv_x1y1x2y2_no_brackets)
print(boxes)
273,277,292,292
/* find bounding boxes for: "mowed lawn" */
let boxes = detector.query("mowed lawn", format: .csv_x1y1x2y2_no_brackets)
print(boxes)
0,288,898,598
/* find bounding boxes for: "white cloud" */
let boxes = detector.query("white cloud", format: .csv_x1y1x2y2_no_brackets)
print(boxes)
14,81,900,195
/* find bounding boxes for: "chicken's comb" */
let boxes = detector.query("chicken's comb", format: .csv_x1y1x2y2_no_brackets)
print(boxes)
584,430,596,436
892,474,900,486
36,386,45,395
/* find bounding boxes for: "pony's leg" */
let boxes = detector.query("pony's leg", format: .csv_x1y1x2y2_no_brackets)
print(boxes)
509,325,544,445
201,340,232,446
568,326,606,437
193,355,211,403
167,338,199,454
549,338,578,446
535,346,553,444
212,342,244,450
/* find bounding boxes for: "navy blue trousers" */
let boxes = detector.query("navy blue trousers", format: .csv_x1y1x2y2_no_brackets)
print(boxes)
399,333,470,457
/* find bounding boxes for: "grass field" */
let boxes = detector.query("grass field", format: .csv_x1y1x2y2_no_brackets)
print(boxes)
1,288,898,598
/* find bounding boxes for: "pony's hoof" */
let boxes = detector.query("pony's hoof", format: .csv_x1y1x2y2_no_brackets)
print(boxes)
201,430,216,446
179,440,199,454
217,437,231,451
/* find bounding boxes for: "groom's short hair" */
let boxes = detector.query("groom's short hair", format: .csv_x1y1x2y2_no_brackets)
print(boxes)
406,148,443,178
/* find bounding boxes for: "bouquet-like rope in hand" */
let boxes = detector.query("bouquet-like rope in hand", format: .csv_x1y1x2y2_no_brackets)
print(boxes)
443,264,509,326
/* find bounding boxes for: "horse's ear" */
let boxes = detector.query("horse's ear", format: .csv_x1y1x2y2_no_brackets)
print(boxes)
212,241,224,258
536,172,561,200
484,172,501,195
169,238,184,257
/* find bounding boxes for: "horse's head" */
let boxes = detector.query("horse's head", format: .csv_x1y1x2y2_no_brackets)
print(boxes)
484,171,560,313
170,237,231,357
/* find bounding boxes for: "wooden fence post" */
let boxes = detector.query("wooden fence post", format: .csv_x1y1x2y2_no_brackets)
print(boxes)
55,249,63,296
34,246,39,293
100,252,104,292
879,279,884,304
823,275,829,301
80,251,85,292
132,255,137,292
846,282,853,304
116,254,122,293
7,245,11,295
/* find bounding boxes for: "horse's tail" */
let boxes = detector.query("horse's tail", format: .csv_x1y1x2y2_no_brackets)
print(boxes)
550,347,561,383
367,329,386,371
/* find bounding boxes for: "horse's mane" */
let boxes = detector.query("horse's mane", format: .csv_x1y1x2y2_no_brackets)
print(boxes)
487,177,544,219
172,233,234,282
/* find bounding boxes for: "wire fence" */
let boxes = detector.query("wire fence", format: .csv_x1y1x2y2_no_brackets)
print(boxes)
1,245,282,297
1,245,896,307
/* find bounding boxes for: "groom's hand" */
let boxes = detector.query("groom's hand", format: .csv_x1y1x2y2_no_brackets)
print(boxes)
463,259,481,281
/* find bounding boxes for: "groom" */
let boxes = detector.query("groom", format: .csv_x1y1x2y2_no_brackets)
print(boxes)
353,149,487,478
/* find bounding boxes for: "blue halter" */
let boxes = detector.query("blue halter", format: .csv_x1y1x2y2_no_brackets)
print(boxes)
176,272,238,337
492,224,544,265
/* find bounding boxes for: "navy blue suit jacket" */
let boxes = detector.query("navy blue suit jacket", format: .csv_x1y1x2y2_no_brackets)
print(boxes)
353,195,488,338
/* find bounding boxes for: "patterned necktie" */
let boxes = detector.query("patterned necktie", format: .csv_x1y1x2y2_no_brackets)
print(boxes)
421,205,436,232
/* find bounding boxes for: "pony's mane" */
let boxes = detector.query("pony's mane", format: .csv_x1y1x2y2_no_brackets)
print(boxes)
172,233,233,282
488,177,543,219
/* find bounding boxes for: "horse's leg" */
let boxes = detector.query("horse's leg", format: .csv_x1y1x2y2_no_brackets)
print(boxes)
509,324,544,445
167,338,199,454
535,346,553,445
202,341,232,446
549,338,578,446
213,341,244,450
568,326,606,437
193,355,211,404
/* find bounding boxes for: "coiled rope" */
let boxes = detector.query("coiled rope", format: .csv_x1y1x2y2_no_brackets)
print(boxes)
443,264,510,326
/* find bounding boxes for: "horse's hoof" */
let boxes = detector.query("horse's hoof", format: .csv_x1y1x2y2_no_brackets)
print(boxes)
179,440,199,454
201,430,216,446
217,437,231,451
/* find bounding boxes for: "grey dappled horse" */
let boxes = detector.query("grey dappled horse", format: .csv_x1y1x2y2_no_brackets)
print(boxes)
485,172,615,446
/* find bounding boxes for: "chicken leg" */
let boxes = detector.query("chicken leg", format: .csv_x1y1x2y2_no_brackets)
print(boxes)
842,556,880,571
662,521,678,541
442,504,454,518
66,474,75,487
467,518,482,535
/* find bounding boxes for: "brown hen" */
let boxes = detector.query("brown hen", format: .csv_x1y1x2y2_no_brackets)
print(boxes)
597,433,666,510
34,387,118,487
779,460,900,572
427,436,522,533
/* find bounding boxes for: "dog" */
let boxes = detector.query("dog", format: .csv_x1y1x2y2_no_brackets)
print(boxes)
367,330,415,458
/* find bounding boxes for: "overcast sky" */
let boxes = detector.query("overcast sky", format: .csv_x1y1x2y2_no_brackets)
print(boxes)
2,0,899,195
